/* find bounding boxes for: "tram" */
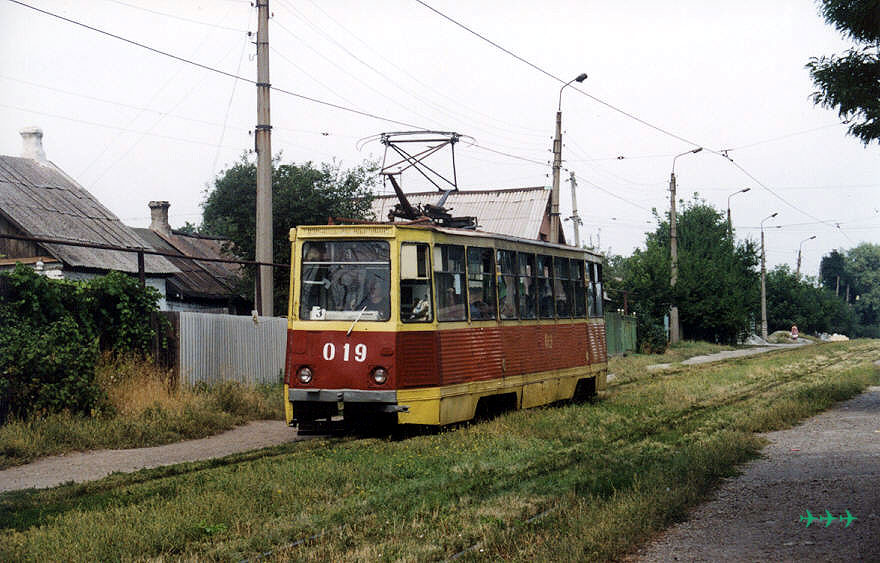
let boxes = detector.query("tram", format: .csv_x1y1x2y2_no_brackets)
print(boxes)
283,223,607,428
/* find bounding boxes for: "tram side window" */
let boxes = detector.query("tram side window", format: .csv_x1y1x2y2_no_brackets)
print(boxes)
434,245,466,322
537,254,555,319
573,260,587,318
554,257,572,318
401,243,433,322
588,262,604,318
518,253,537,320
497,249,519,320
467,247,497,320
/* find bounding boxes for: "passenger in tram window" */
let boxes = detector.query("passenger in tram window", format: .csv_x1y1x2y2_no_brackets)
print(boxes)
469,288,490,320
357,276,390,320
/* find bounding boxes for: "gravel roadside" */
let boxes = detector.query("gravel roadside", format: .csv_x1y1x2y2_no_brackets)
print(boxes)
630,383,880,562
0,420,300,493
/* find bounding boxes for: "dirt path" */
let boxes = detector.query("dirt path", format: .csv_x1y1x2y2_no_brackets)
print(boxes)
0,420,300,493
630,384,880,562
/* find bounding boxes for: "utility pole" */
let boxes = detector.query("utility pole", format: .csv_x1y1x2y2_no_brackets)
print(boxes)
796,235,816,279
255,0,273,316
760,212,777,341
568,171,581,247
668,148,702,345
550,73,587,244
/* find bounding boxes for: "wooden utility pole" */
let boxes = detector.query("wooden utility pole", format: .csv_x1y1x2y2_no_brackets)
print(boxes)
255,0,273,316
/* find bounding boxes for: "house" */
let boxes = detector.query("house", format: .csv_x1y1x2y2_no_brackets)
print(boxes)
0,127,178,306
132,201,247,314
369,186,567,243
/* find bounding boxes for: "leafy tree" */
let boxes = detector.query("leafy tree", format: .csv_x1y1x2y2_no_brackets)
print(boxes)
806,0,880,145
819,248,850,295
846,243,880,332
765,265,855,335
201,155,378,314
606,196,760,349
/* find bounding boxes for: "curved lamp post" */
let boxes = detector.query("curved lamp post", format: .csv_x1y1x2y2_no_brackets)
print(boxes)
760,212,778,341
727,187,751,234
668,147,703,344
796,235,816,279
550,72,588,244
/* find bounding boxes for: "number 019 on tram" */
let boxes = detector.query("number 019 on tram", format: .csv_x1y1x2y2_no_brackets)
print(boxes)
284,224,607,428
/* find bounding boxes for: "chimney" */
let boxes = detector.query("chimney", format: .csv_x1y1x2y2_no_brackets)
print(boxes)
149,201,172,236
20,127,47,162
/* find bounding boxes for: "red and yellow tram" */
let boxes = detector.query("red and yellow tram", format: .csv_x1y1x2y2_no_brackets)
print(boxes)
283,223,606,428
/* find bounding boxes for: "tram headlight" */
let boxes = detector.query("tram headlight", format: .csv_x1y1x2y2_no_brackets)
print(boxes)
371,367,388,385
297,366,313,384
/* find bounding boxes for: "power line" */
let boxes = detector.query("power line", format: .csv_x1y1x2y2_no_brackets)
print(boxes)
0,102,243,148
100,0,248,33
7,0,426,130
412,0,704,148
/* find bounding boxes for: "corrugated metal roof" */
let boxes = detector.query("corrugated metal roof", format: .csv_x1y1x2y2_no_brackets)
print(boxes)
0,155,178,274
132,228,243,300
370,186,554,241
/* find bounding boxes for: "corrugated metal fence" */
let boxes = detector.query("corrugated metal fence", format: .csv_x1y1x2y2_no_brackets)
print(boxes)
155,312,287,386
605,311,638,356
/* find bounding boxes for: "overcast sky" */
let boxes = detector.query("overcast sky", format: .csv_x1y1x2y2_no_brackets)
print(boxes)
1,0,877,278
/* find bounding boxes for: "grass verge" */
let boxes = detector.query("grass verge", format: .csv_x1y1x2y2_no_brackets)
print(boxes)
0,354,284,469
0,340,877,561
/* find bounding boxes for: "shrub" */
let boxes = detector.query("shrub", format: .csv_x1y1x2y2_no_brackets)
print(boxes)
0,265,162,420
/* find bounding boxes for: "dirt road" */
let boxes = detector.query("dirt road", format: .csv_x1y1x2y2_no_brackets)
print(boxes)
0,420,299,493
631,384,880,562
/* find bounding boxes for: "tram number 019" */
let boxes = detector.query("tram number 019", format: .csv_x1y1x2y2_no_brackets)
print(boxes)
322,342,367,362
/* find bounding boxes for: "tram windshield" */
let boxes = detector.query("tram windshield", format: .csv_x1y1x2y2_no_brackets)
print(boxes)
300,241,391,321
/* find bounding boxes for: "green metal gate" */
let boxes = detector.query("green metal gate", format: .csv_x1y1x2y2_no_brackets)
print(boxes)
605,311,637,356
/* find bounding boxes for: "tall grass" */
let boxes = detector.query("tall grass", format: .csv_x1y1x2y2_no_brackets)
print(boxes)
0,341,876,561
0,354,283,469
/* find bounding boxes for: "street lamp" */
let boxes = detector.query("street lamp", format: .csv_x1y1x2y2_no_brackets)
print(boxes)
796,235,816,279
550,72,588,244
727,187,751,234
760,212,778,341
668,147,703,345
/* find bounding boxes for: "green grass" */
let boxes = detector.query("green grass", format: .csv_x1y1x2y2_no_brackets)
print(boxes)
1,340,877,561
0,355,284,469
607,339,734,383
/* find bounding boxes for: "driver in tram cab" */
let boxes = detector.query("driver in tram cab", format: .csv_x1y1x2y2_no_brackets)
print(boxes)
357,276,390,320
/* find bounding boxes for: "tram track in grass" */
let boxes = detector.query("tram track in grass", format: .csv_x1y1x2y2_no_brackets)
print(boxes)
1,341,877,562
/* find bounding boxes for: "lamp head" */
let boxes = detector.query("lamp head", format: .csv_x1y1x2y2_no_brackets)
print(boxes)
771,212,778,218
742,187,751,193
691,147,703,154
809,235,816,240
575,73,588,83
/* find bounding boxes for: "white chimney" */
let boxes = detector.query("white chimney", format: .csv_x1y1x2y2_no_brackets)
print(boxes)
20,127,47,162
149,201,172,235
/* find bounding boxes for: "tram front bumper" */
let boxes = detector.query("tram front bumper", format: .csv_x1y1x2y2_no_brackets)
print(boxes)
289,388,409,413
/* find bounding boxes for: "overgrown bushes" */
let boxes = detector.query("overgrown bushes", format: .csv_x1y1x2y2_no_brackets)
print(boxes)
0,265,162,420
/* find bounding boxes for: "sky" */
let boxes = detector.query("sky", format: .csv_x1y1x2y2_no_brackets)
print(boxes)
1,0,878,279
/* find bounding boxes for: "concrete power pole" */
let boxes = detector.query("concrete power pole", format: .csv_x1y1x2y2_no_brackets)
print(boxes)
255,0,273,316
568,171,581,247
669,170,680,344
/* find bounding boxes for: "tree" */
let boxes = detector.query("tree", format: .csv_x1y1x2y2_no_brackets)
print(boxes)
606,196,760,349
766,265,854,335
817,243,880,336
806,0,880,145
201,155,378,313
